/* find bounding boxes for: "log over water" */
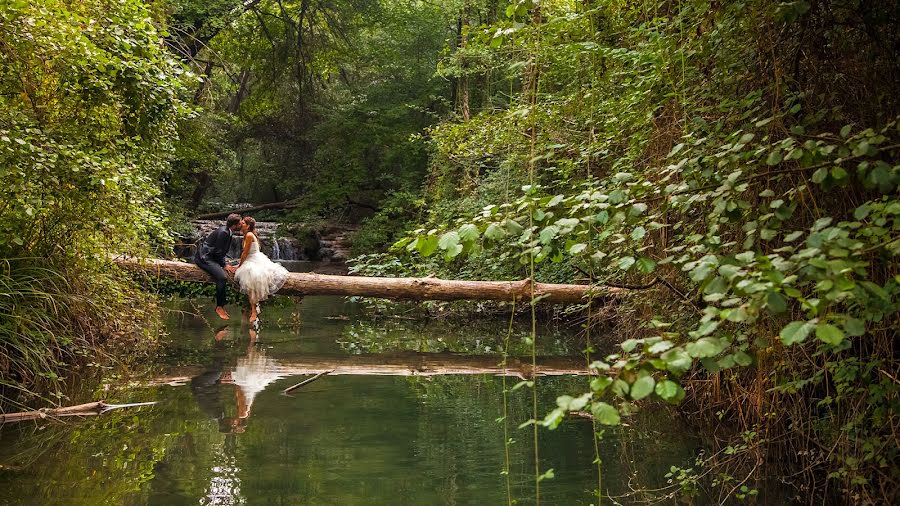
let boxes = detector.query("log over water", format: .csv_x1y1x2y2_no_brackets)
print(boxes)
115,257,618,304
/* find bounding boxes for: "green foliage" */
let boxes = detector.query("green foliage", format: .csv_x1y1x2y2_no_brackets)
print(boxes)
382,0,899,501
0,0,184,406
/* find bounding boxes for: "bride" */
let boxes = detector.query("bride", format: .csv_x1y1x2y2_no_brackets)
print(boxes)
234,216,289,324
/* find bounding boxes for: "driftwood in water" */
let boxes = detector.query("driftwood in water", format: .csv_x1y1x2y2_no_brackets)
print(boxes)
196,201,299,220
116,257,617,304
146,352,592,387
0,400,157,424
283,370,333,394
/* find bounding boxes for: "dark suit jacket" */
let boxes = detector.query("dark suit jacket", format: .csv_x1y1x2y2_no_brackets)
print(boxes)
195,226,233,266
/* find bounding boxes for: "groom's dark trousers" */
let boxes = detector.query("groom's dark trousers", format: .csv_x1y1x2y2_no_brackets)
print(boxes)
195,225,233,307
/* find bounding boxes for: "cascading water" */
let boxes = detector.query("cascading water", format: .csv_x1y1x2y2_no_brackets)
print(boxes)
271,238,281,260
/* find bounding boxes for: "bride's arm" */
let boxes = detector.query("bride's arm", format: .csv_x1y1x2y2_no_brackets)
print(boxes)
238,233,253,267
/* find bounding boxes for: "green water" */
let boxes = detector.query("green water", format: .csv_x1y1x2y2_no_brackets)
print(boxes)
0,296,702,505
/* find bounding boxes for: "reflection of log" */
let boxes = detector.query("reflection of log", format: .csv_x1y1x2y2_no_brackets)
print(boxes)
196,201,299,220
0,400,156,423
145,352,593,386
115,257,618,304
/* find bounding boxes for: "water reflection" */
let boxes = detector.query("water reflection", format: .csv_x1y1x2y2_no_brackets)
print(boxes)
0,298,711,505
192,327,287,434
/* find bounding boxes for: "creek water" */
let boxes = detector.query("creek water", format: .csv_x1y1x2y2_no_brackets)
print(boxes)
0,295,705,505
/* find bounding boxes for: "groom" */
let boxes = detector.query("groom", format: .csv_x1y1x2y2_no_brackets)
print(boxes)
195,213,243,320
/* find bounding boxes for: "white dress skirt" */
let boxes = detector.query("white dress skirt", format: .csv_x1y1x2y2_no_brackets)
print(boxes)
234,234,289,302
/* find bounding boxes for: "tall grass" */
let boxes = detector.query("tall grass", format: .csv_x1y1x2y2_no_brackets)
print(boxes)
0,259,158,411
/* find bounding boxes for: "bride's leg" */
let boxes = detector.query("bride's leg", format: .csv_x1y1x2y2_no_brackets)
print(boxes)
249,295,258,322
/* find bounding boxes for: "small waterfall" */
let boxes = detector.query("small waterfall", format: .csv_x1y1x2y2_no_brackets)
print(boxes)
271,238,281,260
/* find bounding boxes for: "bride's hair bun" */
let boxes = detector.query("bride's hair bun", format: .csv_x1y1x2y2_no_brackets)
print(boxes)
243,216,256,231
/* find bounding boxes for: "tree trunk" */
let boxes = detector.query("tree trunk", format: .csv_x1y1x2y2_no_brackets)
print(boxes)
195,201,300,220
115,257,618,304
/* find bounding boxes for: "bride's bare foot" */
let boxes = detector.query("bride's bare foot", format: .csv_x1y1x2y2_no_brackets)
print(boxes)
215,306,230,320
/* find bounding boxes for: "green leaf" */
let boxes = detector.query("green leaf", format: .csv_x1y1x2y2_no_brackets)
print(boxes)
505,219,524,235
733,351,753,367
637,256,657,274
780,321,812,345
591,402,621,425
438,231,460,250
766,150,783,166
568,243,587,254
689,255,719,282
539,225,559,244
840,124,852,138
618,256,636,270
631,226,646,240
458,224,479,242
816,323,845,345
630,376,655,400
685,337,725,358
484,223,505,240
844,318,865,337
444,243,463,260
590,376,613,392
661,348,692,375
655,380,685,404
766,291,788,313
812,167,828,184
418,235,439,257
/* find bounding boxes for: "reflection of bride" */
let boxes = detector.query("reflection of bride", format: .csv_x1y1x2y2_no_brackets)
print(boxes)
220,328,285,432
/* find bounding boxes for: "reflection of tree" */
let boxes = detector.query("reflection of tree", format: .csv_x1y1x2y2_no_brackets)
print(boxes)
0,404,173,505
338,317,581,356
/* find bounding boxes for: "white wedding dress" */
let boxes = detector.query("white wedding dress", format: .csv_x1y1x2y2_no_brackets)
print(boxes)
234,233,289,302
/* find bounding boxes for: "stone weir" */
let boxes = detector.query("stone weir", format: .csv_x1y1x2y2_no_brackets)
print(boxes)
175,220,320,263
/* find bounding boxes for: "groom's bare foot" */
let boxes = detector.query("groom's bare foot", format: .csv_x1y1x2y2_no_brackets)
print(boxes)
215,307,230,320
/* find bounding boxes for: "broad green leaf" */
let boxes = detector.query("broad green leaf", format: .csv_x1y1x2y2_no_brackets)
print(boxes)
438,231,460,250
630,376,655,400
637,256,657,273
733,351,753,367
661,348,692,375
484,223,505,240
458,224,479,242
618,256,636,270
418,235,439,257
569,243,587,254
780,321,812,345
844,318,865,337
655,380,685,404
766,291,788,313
539,225,559,244
685,337,725,358
591,402,620,425
590,376,613,392
816,323,845,345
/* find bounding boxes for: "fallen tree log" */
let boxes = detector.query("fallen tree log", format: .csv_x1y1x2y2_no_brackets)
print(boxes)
144,352,592,386
115,257,618,304
0,400,157,423
196,201,299,220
